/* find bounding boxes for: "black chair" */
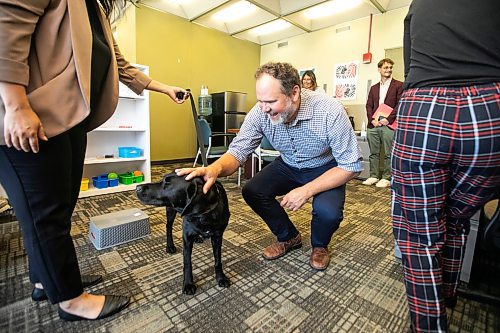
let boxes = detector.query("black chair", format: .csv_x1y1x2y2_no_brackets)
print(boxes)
457,199,500,306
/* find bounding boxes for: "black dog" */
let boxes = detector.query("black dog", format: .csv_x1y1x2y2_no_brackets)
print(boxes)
136,173,230,295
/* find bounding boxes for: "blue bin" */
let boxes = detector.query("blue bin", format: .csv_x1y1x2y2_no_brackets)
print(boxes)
118,147,143,158
108,178,119,187
92,175,109,189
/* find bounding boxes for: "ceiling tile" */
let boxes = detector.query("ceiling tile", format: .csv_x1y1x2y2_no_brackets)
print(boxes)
140,0,412,45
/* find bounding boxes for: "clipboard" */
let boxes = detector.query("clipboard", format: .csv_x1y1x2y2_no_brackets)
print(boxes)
373,103,397,130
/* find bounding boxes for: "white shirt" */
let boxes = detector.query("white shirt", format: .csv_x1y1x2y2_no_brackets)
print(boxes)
379,78,392,106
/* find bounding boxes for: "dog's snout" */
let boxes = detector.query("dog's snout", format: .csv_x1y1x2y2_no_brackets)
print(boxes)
136,186,143,193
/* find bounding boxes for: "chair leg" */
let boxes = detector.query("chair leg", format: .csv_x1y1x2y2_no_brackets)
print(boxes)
193,149,201,167
237,167,241,187
251,155,255,178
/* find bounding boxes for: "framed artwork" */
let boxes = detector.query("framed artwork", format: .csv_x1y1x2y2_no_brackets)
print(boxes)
333,61,359,100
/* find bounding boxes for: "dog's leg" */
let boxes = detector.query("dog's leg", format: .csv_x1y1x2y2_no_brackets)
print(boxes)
211,233,230,288
165,207,177,253
182,234,197,295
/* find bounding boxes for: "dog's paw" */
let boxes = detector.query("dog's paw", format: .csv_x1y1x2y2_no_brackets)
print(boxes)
194,235,204,243
182,283,197,295
166,245,177,254
217,275,231,288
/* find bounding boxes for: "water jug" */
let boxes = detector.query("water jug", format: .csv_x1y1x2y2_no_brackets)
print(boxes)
198,86,212,116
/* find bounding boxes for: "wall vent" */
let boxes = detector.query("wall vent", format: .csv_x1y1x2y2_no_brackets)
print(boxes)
277,41,288,48
336,25,351,34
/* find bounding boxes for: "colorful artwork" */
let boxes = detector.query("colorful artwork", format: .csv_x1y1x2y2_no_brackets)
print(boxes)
334,61,359,100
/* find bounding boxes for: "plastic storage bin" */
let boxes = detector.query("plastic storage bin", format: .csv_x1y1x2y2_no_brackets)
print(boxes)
92,175,109,189
118,147,143,158
80,178,89,191
118,171,144,185
92,174,119,189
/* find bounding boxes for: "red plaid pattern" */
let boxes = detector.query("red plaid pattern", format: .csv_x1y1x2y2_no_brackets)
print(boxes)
391,82,500,332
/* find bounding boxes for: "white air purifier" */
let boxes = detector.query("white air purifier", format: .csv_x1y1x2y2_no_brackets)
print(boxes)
88,208,150,250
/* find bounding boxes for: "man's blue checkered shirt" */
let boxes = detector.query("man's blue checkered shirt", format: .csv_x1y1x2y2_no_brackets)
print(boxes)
228,89,363,173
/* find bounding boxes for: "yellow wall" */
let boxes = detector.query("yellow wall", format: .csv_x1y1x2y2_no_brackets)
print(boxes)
124,6,260,161
113,4,136,63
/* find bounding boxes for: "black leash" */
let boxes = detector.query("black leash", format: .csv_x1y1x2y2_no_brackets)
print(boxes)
185,89,208,166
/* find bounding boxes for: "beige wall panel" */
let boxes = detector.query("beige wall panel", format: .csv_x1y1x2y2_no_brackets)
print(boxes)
260,7,408,131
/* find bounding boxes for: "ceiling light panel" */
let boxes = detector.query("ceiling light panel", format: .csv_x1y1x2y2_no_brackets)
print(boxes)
275,0,327,15
212,1,257,22
142,0,228,20
194,0,277,34
234,21,305,45
286,0,376,31
304,0,363,19
251,19,291,35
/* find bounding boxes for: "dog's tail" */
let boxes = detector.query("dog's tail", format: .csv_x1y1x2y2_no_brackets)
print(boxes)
214,181,230,217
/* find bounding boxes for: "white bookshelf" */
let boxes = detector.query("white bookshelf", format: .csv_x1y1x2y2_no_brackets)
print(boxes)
79,64,151,198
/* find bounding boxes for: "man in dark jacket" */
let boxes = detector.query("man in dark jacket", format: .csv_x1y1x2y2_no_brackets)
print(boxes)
363,58,403,188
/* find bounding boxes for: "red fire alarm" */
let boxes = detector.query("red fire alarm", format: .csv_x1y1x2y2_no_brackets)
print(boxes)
363,52,372,64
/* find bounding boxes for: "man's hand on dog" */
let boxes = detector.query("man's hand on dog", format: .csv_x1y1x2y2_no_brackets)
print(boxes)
175,166,219,194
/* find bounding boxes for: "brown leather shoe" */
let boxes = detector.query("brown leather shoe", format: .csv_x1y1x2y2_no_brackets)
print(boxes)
310,247,330,270
262,233,302,260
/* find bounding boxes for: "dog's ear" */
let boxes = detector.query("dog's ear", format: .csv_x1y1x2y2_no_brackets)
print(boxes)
181,178,219,216
181,179,202,215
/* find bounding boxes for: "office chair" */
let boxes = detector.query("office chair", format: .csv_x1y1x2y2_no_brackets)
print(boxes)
251,136,280,177
193,118,235,167
457,199,500,306
193,118,242,185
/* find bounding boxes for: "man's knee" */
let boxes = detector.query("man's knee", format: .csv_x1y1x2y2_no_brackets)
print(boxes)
242,179,262,203
313,205,343,226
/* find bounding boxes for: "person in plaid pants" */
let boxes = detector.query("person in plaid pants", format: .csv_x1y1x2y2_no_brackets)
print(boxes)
392,1,500,332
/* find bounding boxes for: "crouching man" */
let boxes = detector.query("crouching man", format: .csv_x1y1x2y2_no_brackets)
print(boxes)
177,62,363,270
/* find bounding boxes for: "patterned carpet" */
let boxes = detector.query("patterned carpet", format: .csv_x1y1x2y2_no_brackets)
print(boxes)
0,162,499,332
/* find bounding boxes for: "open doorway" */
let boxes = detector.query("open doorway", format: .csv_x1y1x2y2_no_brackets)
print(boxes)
385,47,404,82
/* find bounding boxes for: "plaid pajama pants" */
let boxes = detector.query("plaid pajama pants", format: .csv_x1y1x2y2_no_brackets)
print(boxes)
391,82,500,333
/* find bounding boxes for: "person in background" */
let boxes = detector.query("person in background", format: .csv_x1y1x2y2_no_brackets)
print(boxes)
177,62,363,271
301,70,326,94
0,0,187,321
363,58,403,188
392,0,500,332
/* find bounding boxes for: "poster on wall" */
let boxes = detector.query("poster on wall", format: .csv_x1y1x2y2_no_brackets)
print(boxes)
333,61,359,100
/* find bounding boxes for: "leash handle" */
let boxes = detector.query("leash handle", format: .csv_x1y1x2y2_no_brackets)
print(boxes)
187,89,208,166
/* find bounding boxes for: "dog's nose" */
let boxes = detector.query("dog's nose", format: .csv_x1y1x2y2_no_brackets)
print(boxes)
136,186,143,193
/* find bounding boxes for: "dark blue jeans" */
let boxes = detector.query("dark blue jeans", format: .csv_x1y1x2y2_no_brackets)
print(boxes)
242,157,346,248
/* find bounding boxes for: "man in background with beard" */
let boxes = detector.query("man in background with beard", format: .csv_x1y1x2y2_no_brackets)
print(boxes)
177,62,363,271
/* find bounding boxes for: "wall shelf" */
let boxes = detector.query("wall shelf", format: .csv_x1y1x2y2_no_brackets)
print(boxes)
84,157,147,165
79,64,151,198
79,183,144,198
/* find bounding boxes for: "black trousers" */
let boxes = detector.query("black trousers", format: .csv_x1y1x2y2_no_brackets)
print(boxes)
242,157,346,248
0,121,88,303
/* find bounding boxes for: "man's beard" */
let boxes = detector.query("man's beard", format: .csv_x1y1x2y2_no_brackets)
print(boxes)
270,98,296,125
